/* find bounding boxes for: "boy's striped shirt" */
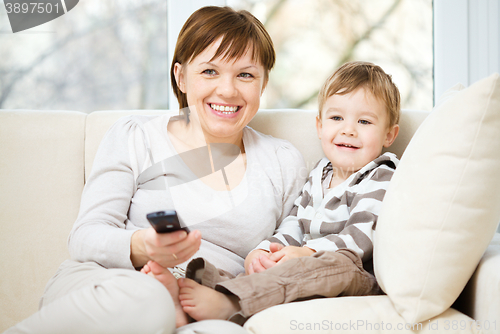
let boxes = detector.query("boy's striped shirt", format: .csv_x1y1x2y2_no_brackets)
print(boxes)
256,152,399,266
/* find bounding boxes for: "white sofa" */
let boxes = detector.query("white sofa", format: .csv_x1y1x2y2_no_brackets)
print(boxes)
1,108,499,334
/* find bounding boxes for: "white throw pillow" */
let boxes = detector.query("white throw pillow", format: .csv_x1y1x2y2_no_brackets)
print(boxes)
374,73,500,323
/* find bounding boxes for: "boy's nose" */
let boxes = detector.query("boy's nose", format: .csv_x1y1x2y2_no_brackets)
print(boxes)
341,123,357,136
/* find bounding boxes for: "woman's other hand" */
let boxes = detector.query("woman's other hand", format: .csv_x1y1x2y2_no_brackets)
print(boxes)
131,228,201,268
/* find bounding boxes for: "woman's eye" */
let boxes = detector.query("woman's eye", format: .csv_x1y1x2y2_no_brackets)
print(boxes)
359,119,371,125
202,69,217,76
239,72,254,78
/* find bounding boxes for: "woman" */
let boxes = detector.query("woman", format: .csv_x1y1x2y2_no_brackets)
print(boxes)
5,6,305,334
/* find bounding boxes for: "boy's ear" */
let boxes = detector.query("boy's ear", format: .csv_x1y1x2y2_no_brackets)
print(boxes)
316,116,323,139
173,62,186,93
383,124,400,148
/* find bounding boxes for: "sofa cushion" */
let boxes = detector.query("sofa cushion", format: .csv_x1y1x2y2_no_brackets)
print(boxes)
84,109,427,181
248,109,428,171
382,109,428,158
248,109,321,170
244,296,479,334
84,110,167,181
374,73,500,323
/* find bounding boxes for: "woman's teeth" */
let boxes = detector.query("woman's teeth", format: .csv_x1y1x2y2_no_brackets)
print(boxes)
210,104,239,114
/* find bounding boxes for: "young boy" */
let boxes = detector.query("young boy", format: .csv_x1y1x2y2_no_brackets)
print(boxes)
148,61,401,323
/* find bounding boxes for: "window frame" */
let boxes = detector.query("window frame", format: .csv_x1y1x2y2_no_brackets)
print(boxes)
433,0,500,104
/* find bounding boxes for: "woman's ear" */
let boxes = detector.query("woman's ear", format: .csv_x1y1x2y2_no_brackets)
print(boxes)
173,62,186,93
383,124,400,148
260,77,269,96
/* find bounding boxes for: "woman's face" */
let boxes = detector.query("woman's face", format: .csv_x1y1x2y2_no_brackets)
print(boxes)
174,39,267,144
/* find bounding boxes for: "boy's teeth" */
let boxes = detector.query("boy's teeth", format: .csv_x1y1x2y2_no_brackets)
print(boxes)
210,104,238,113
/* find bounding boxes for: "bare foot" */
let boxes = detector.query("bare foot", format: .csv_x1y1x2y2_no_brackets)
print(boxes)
178,278,240,321
142,261,189,328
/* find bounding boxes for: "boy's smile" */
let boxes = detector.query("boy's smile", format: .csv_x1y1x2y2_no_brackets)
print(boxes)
316,86,399,184
335,142,360,150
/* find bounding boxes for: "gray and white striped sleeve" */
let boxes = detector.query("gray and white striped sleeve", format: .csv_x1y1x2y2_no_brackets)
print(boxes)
254,174,314,251
304,163,395,262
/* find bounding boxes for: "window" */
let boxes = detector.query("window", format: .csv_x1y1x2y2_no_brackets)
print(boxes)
0,0,168,112
0,0,434,113
227,0,433,111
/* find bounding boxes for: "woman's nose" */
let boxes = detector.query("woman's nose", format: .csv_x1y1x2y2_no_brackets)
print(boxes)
216,76,237,98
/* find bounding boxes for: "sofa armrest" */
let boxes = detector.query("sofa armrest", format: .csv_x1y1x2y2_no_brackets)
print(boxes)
0,110,86,332
455,233,500,328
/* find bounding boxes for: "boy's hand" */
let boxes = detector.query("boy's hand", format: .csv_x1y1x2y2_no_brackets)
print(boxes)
248,243,315,274
246,243,284,274
269,242,285,253
268,245,316,264
244,249,269,274
250,254,278,274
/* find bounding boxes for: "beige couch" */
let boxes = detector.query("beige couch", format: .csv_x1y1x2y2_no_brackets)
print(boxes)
1,108,499,333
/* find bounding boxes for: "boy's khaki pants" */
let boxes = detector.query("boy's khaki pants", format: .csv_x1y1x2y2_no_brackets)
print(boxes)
186,249,380,323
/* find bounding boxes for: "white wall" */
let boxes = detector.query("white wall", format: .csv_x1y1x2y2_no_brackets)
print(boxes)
434,0,500,103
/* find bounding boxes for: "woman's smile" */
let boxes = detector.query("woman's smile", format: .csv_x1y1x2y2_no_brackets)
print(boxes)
209,103,241,117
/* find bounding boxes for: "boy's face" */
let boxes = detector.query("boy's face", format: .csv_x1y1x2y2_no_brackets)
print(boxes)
316,87,399,178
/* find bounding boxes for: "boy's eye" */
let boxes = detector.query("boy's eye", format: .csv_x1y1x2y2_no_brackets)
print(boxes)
359,119,372,125
331,116,343,121
238,72,254,78
202,69,217,76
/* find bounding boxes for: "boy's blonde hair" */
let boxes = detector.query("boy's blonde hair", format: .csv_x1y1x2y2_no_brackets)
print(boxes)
318,61,401,127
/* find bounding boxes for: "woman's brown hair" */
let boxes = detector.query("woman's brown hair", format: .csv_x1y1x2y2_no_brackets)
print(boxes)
171,6,276,110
